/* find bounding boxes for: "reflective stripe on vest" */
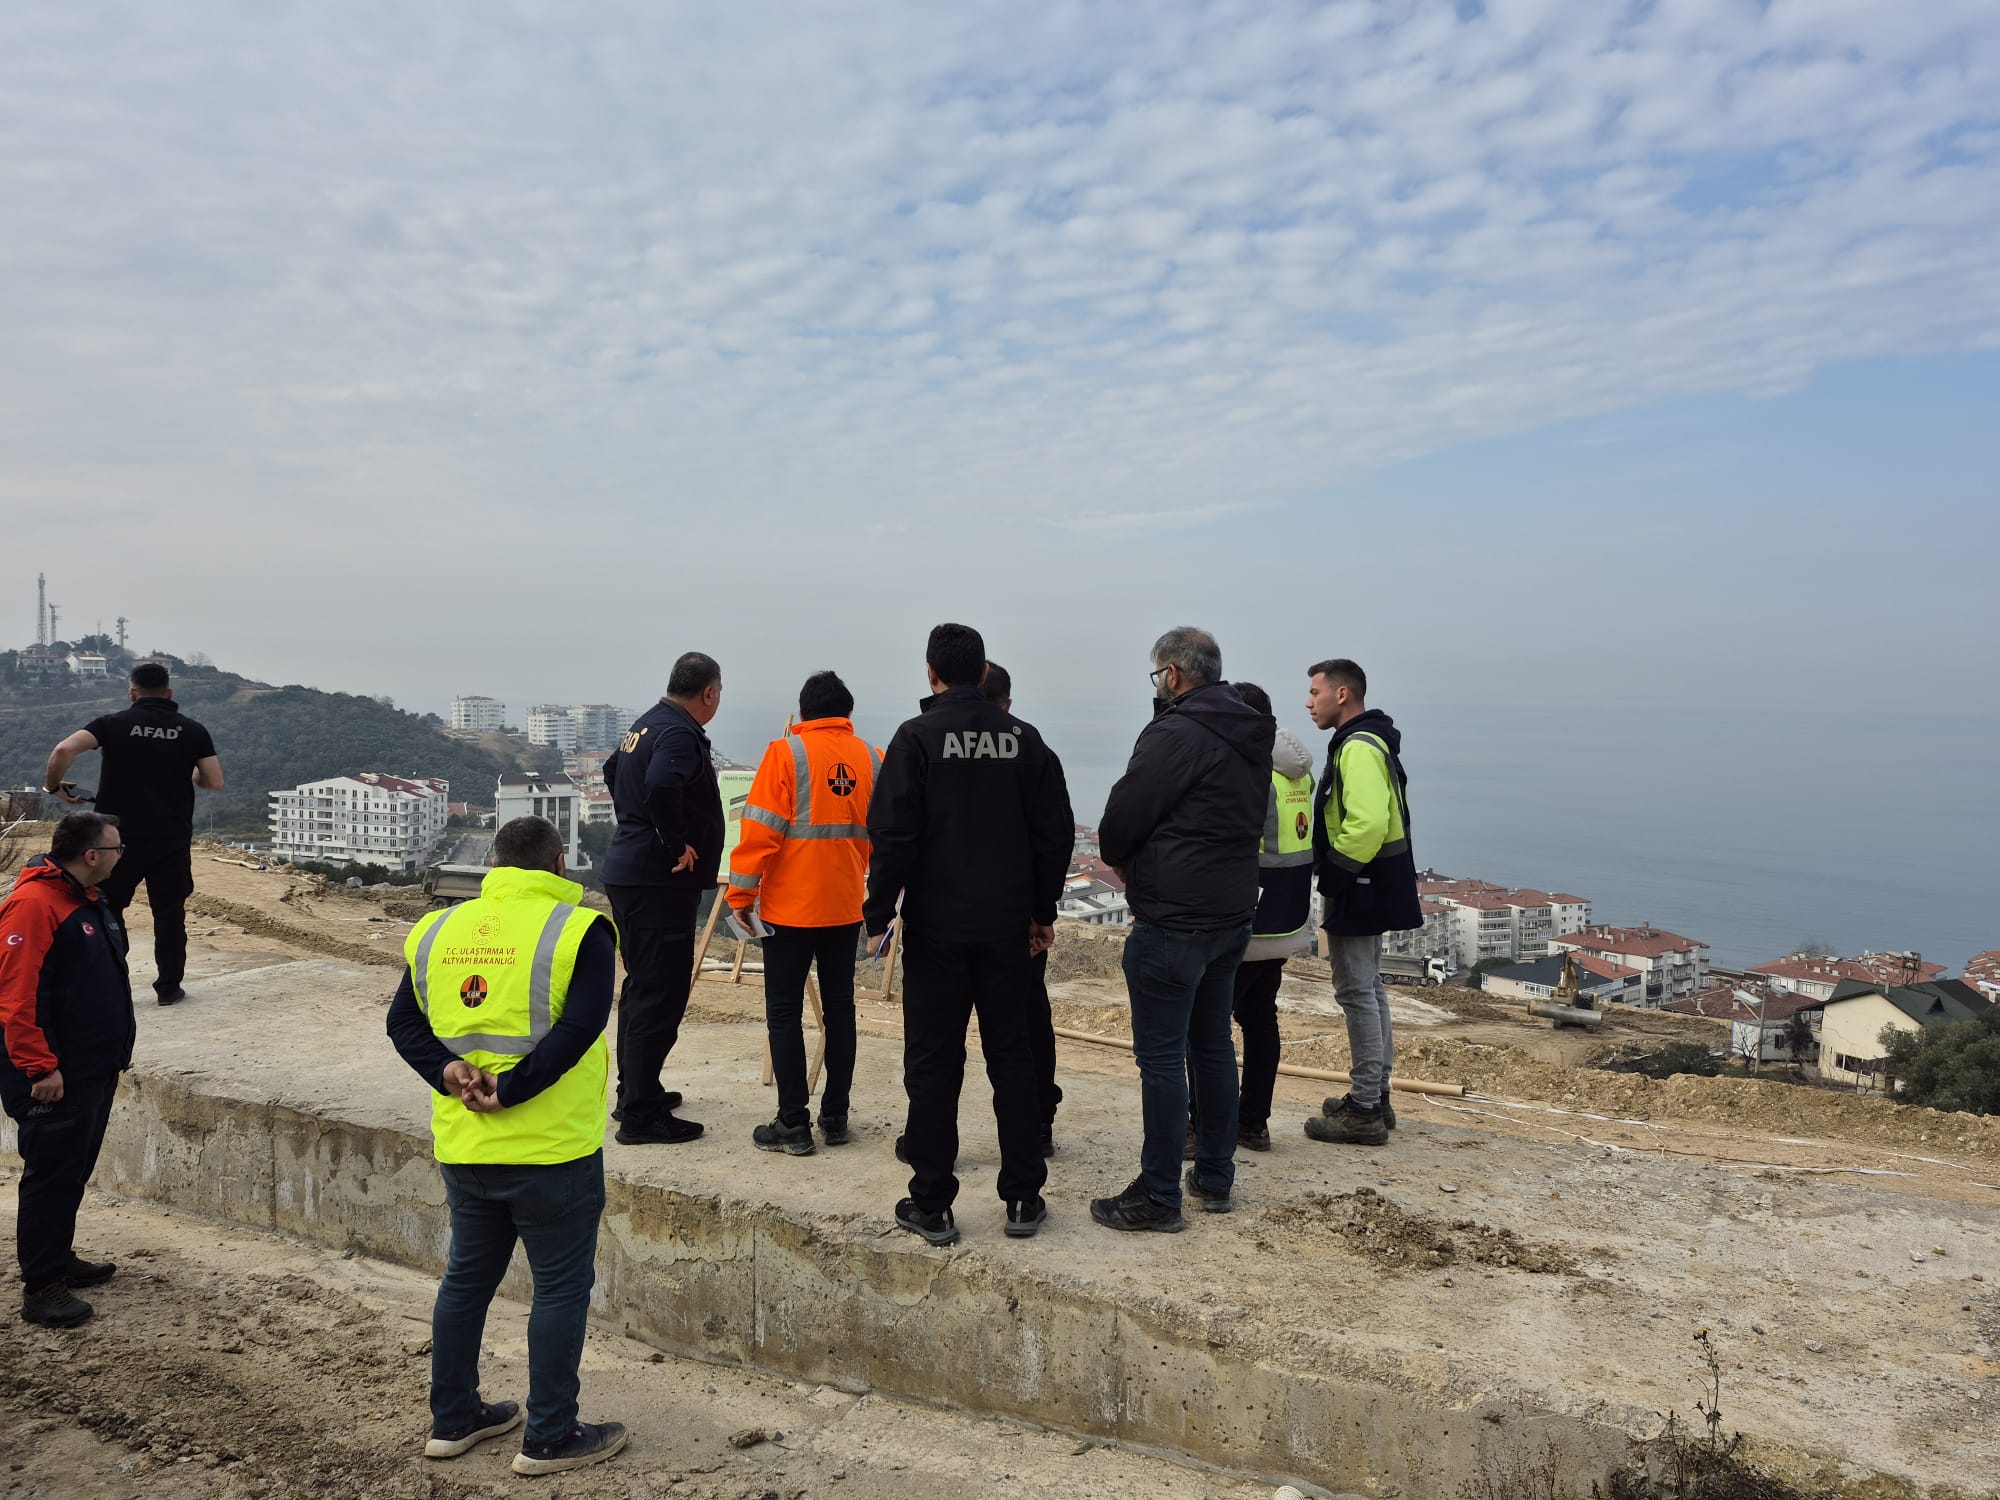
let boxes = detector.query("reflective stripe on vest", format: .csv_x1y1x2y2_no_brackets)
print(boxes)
783,733,873,842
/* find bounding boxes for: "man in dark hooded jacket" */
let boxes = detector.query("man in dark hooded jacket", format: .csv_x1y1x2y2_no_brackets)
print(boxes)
1301,658,1423,1147
1092,628,1274,1232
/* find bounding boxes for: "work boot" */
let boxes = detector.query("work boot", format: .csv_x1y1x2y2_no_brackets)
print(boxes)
156,986,186,1006
62,1255,116,1288
1182,1127,1197,1162
1040,1128,1056,1159
1089,1179,1186,1234
1182,1167,1233,1214
510,1420,629,1477
818,1113,850,1146
1306,1096,1389,1147
1322,1093,1396,1131
1004,1197,1048,1238
614,1111,703,1146
1237,1125,1272,1152
752,1118,815,1156
893,1133,911,1164
894,1198,961,1247
425,1400,523,1459
21,1282,92,1328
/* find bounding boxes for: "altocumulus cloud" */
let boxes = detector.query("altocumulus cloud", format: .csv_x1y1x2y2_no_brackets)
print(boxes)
1,0,1997,543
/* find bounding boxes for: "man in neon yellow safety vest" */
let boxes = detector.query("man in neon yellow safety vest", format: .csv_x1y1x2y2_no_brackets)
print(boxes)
386,816,628,1479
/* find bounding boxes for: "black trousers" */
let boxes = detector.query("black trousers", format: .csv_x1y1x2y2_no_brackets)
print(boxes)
97,835,193,995
1028,949,1062,1128
12,1074,118,1288
1187,955,1284,1132
605,884,701,1125
900,930,1047,1213
760,922,859,1127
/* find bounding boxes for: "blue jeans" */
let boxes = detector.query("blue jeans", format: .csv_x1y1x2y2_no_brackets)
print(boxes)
433,1152,605,1446
1122,921,1250,1207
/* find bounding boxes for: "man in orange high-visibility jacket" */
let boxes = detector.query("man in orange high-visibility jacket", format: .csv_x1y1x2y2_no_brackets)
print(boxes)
727,671,880,1156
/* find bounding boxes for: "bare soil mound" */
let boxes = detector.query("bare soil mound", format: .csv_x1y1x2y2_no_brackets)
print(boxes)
1261,1187,1580,1275
185,893,404,971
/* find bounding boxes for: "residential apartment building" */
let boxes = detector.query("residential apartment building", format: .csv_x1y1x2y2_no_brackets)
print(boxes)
268,772,450,872
568,704,627,754
495,772,586,868
526,705,579,754
1803,978,1989,1089
450,695,506,733
1547,925,1708,1006
1400,876,1593,969
1483,952,1643,1008
1964,949,2000,1003
1749,951,1948,1002
67,651,108,679
1058,878,1131,927
1665,982,1820,1064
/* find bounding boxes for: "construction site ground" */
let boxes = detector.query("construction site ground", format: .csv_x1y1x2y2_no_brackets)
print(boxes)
2,843,1997,1497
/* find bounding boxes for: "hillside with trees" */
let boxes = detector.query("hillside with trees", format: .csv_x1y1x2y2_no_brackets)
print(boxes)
0,653,554,839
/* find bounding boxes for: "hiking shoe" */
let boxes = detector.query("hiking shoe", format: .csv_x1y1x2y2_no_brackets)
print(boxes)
425,1400,523,1459
1089,1179,1186,1234
1306,1096,1389,1146
1182,1128,1197,1162
818,1113,850,1146
611,1090,680,1123
1040,1128,1055,1159
1005,1197,1048,1238
1237,1125,1272,1152
752,1119,815,1156
1183,1167,1233,1213
614,1112,703,1146
1322,1092,1396,1130
510,1420,629,1476
156,986,186,1006
894,1198,961,1246
21,1282,92,1328
62,1255,115,1288
893,1133,911,1164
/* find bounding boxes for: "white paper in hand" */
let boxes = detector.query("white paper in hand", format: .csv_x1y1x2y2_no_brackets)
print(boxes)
725,908,774,942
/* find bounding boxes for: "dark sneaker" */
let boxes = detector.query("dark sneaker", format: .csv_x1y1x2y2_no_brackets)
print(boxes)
1306,1096,1389,1146
156,986,186,1006
893,1133,911,1165
1237,1125,1272,1152
1004,1197,1048,1238
1183,1167,1234,1213
62,1256,115,1288
1322,1092,1396,1129
752,1119,815,1156
894,1198,961,1246
510,1420,629,1477
21,1282,92,1328
1089,1179,1186,1234
614,1112,704,1145
1040,1128,1055,1159
425,1400,523,1459
1182,1128,1197,1162
818,1113,850,1146
611,1090,680,1123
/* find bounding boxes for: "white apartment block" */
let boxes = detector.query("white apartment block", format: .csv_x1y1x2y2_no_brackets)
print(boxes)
1548,925,1708,1007
450,695,506,733
67,652,109,679
268,773,450,872
568,704,627,754
1408,878,1593,969
527,705,580,753
495,772,587,868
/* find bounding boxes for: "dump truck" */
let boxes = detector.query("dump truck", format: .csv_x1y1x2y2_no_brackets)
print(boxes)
1380,953,1456,987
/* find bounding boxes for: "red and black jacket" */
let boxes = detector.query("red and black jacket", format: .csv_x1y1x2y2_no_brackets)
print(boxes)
0,857,135,1116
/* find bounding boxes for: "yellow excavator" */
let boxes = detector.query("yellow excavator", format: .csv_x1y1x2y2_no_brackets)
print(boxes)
1527,951,1605,1029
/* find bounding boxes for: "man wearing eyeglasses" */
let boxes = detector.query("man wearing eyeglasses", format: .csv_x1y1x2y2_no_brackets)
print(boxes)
0,812,137,1328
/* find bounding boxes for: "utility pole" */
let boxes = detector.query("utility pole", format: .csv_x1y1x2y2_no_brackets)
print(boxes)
36,573,46,645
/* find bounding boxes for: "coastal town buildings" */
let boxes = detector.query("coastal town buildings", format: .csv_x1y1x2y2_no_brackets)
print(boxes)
268,772,450,872
1801,978,1990,1089
449,694,506,733
495,771,586,868
1547,925,1708,1006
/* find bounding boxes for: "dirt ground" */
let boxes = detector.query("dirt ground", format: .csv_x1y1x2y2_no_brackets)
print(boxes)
0,1186,1295,1500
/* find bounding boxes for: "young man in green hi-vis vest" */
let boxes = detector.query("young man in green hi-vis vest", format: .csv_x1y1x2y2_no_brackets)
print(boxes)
386,816,627,1478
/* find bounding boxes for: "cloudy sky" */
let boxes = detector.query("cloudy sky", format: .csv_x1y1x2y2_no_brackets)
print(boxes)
4,0,1996,728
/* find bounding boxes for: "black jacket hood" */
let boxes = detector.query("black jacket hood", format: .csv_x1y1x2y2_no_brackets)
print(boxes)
1335,708,1402,756
1164,682,1274,770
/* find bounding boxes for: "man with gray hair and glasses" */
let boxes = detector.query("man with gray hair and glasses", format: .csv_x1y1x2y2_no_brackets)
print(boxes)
1091,628,1273,1232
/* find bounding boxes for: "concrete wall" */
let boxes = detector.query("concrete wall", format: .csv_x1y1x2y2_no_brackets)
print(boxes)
2,1069,1663,1500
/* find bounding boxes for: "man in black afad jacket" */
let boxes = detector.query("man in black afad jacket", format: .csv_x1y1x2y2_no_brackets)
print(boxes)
1093,627,1274,1233
864,624,1073,1247
600,652,725,1145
